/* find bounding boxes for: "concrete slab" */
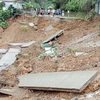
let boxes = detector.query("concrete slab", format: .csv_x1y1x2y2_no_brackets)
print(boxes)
75,52,88,56
8,43,24,46
42,30,64,44
0,87,29,96
0,49,7,54
8,41,36,48
18,71,98,93
0,48,20,71
21,41,36,48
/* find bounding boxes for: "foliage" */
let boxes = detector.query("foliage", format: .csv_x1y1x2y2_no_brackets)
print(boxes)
84,9,96,21
65,0,95,11
8,5,22,17
66,0,79,11
38,53,46,59
21,25,28,31
0,2,22,29
22,0,40,9
32,2,40,8
22,0,96,12
0,21,8,29
67,48,72,53
24,2,32,10
98,24,100,35
0,10,11,20
0,2,5,10
49,0,96,12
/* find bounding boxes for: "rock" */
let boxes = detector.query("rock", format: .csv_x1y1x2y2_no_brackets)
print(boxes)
29,23,34,27
45,25,53,31
34,25,38,30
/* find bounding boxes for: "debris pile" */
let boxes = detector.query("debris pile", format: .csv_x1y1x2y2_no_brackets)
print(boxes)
0,15,99,100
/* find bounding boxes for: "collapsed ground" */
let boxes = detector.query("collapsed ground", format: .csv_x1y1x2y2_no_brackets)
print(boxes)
0,15,100,100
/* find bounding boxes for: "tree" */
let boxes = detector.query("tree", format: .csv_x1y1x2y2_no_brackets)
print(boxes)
65,0,96,11
0,2,5,10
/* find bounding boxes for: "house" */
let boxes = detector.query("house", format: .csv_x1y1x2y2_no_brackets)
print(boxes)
0,0,23,9
95,0,100,14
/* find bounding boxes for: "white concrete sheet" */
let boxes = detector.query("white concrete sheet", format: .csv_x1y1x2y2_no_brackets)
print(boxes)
21,41,36,47
42,30,64,44
0,49,7,54
8,41,36,48
0,48,20,71
18,71,98,93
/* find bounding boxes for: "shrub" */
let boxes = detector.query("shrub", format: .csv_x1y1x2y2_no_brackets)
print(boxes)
0,21,8,28
67,48,72,53
21,25,28,31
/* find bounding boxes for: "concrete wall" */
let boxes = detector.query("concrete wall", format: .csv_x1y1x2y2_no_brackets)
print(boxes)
0,0,22,9
95,1,100,14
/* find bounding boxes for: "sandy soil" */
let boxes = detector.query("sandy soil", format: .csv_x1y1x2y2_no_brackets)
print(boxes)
0,15,100,100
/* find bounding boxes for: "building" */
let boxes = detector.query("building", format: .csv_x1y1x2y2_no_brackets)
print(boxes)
0,0,23,9
95,0,100,14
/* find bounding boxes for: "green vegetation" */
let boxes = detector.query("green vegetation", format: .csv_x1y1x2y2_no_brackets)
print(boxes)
0,2,22,29
84,9,96,21
21,25,28,31
0,0,96,29
67,48,72,53
65,11,87,19
98,24,100,35
0,21,8,29
22,0,96,12
67,48,78,54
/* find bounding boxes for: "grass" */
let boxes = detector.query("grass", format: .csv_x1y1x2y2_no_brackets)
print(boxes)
64,11,87,19
21,25,28,31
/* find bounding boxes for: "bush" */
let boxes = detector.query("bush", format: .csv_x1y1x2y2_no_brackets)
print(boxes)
85,9,96,21
0,21,8,29
0,2,5,10
0,4,21,29
1,10,11,20
66,1,79,11
21,25,28,31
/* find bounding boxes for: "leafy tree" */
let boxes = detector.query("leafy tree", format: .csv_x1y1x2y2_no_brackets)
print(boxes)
66,0,96,11
0,2,5,10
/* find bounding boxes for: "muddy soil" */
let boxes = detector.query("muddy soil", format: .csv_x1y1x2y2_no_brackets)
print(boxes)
0,15,100,100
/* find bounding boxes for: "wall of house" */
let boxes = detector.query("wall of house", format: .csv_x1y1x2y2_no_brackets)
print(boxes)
95,1,100,14
4,1,22,9
95,3,98,13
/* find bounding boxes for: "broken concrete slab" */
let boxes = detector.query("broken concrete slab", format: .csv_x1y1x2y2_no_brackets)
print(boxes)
8,43,24,46
8,41,36,48
21,41,36,48
18,71,98,93
0,87,30,97
0,89,15,96
45,25,54,31
75,52,88,56
0,49,7,54
0,48,20,71
42,30,64,44
41,30,64,48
